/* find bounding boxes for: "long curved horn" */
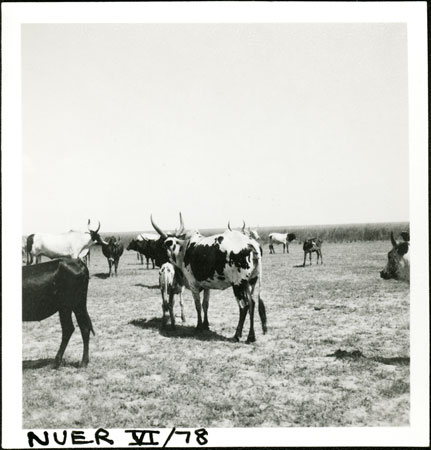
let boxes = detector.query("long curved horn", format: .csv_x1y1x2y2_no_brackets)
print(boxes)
227,221,232,231
151,215,167,239
88,219,101,233
242,220,246,233
176,212,185,236
390,231,397,247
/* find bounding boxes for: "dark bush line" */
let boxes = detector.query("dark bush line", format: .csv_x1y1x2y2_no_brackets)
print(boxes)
99,222,409,246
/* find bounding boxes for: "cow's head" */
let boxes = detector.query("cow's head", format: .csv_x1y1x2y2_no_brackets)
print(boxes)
87,219,106,244
380,232,410,281
150,213,185,267
163,237,184,265
127,239,138,252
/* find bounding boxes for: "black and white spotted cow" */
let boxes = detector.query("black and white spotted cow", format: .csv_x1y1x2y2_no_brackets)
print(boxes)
268,232,296,254
151,215,267,343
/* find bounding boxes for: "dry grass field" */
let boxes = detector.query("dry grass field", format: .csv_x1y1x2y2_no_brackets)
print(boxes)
22,240,409,428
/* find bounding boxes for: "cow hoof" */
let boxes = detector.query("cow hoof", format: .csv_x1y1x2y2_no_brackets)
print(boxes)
79,361,89,368
246,336,256,344
232,335,240,342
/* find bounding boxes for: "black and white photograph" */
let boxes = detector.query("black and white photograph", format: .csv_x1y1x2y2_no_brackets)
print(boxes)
2,2,429,448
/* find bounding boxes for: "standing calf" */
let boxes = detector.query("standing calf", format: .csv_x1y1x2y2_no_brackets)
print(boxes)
268,232,296,254
22,259,94,368
159,262,185,328
302,238,323,266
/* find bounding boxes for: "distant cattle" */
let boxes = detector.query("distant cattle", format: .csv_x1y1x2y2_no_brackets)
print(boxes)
159,262,185,328
127,237,157,269
152,214,267,343
26,220,105,265
380,232,410,282
269,232,296,254
101,236,124,277
22,259,94,368
302,238,323,266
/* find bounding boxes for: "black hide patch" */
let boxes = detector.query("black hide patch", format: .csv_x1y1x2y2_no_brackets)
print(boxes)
183,242,227,282
397,242,409,256
228,247,252,270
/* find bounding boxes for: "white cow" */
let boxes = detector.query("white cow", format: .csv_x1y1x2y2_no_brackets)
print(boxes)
26,220,105,264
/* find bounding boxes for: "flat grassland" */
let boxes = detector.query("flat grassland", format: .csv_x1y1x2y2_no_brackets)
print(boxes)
23,240,409,428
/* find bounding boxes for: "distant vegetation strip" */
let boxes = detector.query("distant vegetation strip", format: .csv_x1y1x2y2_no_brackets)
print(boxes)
103,222,409,245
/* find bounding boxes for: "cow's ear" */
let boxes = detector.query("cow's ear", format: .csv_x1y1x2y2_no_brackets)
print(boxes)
397,242,409,256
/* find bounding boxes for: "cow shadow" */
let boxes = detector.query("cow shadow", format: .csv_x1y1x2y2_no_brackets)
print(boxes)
93,273,110,279
326,349,410,366
129,317,232,342
134,284,159,290
293,264,306,268
22,358,80,370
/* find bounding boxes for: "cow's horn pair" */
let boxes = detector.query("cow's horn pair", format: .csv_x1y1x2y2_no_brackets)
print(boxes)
151,212,184,239
227,220,246,232
88,219,100,233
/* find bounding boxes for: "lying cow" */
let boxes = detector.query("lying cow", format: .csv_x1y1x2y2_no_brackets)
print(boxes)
303,238,323,266
22,259,94,368
159,262,185,328
380,231,410,282
268,232,296,254
152,214,267,343
101,236,124,277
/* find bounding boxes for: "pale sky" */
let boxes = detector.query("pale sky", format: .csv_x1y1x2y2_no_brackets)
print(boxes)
22,23,408,234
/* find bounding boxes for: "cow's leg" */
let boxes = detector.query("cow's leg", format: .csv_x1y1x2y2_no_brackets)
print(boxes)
309,252,312,265
246,293,256,344
152,259,155,269
55,309,75,368
36,255,42,264
286,243,289,254
161,289,170,327
303,252,307,267
108,259,113,277
202,289,210,330
74,309,92,368
320,250,323,264
168,292,176,329
114,259,119,276
233,283,249,341
191,289,203,331
283,243,286,253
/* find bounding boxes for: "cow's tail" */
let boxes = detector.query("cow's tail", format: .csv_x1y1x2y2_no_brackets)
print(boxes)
26,234,35,265
88,312,95,336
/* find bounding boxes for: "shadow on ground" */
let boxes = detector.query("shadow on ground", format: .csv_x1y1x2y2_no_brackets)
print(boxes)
129,317,232,342
22,359,81,370
326,349,410,366
134,284,159,289
92,273,110,279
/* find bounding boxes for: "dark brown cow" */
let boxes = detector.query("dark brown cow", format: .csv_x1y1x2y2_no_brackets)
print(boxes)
101,236,124,277
22,259,94,368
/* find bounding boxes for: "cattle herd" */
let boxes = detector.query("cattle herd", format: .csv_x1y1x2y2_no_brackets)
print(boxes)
22,214,410,368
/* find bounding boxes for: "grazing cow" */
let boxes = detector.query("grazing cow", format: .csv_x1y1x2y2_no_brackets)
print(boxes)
101,236,124,277
268,232,296,253
159,262,186,328
380,232,410,282
26,220,105,265
302,238,323,266
22,259,94,368
127,237,157,269
152,215,267,343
